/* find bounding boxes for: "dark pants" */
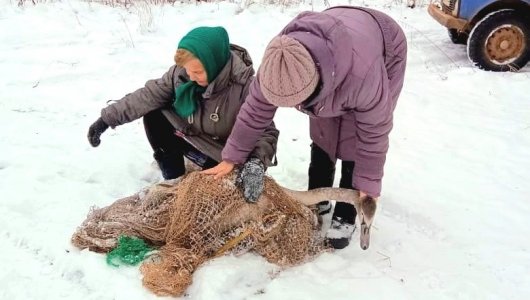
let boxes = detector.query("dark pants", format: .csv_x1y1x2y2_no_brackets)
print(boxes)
308,143,357,224
143,110,218,179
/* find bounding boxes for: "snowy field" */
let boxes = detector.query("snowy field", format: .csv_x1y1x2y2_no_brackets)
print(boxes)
1,0,529,299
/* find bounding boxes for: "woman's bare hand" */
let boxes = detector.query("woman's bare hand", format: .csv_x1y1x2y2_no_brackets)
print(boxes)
201,160,235,179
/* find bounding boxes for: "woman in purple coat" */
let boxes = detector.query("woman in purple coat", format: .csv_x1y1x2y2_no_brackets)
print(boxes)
203,6,407,249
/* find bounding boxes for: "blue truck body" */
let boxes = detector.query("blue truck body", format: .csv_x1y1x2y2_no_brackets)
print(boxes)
428,0,530,71
459,0,530,20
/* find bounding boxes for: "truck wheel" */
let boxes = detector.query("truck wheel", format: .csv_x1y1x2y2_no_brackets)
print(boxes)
467,9,530,71
448,29,468,44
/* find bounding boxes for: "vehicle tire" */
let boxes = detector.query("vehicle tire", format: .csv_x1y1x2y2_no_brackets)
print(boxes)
448,28,468,44
467,9,530,71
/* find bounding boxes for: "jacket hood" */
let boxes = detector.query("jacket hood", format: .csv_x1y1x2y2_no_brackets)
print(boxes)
203,44,255,98
280,11,353,108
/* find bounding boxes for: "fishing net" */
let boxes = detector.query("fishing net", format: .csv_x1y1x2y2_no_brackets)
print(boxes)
72,172,328,296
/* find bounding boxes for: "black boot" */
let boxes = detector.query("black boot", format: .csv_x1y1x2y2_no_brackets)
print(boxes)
153,149,185,180
326,216,357,249
144,110,187,180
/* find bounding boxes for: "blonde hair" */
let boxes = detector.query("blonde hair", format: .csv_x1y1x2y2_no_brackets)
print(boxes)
174,49,196,67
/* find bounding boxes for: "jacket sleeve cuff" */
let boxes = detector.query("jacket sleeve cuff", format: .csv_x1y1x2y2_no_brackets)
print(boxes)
353,153,385,197
221,146,249,165
353,175,381,198
100,106,119,128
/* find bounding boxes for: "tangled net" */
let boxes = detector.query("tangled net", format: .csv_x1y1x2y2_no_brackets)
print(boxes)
72,172,328,296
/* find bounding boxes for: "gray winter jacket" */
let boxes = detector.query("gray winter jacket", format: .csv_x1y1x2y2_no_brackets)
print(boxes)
100,45,279,166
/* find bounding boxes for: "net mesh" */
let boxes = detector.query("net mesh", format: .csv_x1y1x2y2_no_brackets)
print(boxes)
72,172,328,296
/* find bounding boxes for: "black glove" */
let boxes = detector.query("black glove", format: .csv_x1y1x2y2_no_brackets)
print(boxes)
87,117,109,147
235,157,265,203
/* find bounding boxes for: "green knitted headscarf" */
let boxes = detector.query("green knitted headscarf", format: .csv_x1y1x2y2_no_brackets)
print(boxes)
173,26,231,117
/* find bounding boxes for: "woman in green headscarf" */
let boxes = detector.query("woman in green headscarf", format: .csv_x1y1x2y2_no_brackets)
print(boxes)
87,26,278,197
173,26,231,117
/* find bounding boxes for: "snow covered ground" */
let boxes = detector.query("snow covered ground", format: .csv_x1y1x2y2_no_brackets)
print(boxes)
1,0,529,299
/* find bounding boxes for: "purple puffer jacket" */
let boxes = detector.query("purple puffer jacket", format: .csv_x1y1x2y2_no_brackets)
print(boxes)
222,6,407,197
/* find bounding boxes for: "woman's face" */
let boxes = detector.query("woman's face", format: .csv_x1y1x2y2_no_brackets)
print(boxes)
184,58,208,87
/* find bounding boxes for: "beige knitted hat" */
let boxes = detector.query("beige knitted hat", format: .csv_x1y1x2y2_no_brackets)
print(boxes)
259,35,319,107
